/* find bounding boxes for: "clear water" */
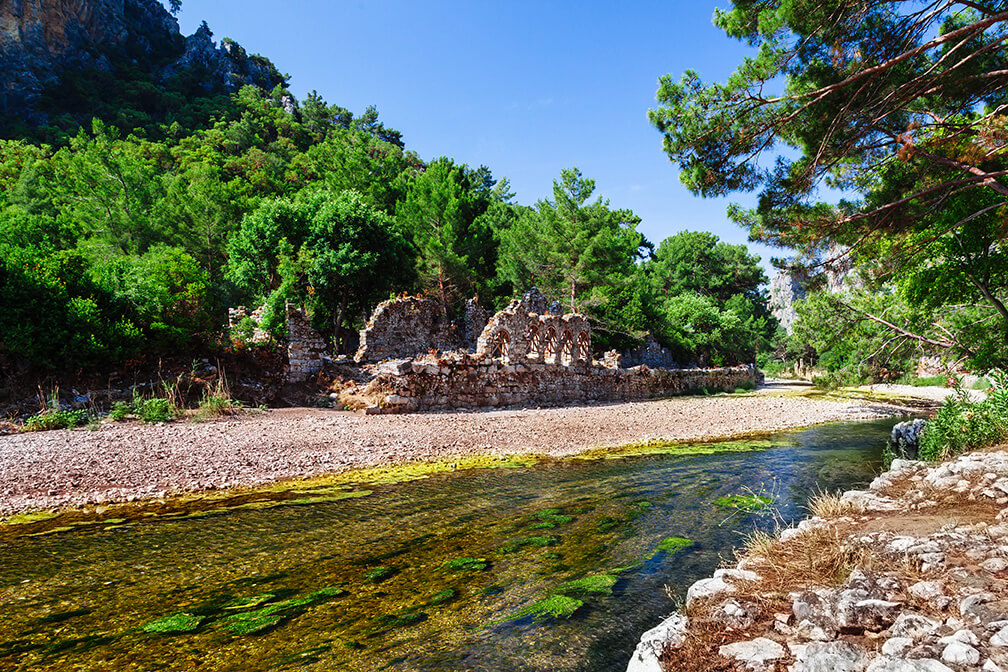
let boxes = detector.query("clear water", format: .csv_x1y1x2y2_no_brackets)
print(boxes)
0,418,894,671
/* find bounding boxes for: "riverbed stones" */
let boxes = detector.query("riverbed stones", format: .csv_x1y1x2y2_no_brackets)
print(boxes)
718,637,785,671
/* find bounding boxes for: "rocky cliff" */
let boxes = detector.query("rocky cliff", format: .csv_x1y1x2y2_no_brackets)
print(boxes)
0,0,284,122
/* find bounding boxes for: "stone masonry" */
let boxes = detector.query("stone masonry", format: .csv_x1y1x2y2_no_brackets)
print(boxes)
285,303,328,382
355,296,489,363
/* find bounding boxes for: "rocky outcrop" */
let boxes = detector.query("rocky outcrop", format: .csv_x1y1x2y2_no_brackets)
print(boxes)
769,270,807,334
0,0,284,119
633,450,1008,672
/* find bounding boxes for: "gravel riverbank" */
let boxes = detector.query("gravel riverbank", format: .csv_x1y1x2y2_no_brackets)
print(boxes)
0,390,905,516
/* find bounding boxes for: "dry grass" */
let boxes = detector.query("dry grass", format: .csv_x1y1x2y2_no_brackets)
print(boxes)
808,491,866,519
739,523,871,595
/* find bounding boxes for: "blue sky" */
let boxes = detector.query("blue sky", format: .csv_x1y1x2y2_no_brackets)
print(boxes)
171,1,784,271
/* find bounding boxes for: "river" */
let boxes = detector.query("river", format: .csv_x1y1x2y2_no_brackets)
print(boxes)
0,418,895,671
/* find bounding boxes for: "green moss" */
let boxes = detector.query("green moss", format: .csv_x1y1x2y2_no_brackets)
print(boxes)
526,509,573,529
364,566,396,583
498,536,558,554
442,557,489,572
554,573,618,597
656,536,694,554
426,588,457,606
510,595,583,622
141,612,203,634
713,494,773,511
224,609,285,635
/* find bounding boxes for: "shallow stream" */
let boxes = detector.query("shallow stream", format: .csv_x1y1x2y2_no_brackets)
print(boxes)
0,418,895,671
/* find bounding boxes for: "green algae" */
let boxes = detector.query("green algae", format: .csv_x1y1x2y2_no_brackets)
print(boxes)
655,536,694,554
442,557,489,572
141,612,203,634
526,509,573,529
713,494,774,511
364,566,396,583
510,595,584,622
3,511,60,525
554,574,618,597
222,593,275,610
426,588,458,606
368,608,428,634
498,536,558,554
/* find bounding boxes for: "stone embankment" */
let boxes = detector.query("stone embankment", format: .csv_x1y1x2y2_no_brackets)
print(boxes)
630,449,1008,672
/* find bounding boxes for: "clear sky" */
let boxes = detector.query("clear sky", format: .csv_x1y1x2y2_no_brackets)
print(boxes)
170,0,784,271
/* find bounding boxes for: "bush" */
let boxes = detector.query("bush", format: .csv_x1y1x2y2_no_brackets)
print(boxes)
108,401,131,421
23,408,89,432
918,372,1008,461
135,396,175,423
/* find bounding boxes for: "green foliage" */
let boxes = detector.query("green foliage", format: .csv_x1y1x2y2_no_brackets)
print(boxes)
919,373,1008,461
23,408,90,432
713,494,773,511
650,2,1008,369
108,401,130,421
134,397,175,424
498,167,648,313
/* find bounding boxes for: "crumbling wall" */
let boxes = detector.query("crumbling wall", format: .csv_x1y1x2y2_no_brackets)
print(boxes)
355,297,463,363
475,288,592,366
286,304,328,382
358,356,759,414
621,334,678,369
227,305,271,343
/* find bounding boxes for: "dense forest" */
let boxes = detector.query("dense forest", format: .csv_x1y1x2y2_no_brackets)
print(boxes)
0,64,775,375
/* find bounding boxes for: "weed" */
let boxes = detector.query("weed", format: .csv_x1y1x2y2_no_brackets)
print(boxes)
23,409,89,432
108,401,130,421
135,397,175,424
808,490,865,519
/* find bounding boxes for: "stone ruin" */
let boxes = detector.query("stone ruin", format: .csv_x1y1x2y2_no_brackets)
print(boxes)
228,302,328,383
229,287,762,408
474,290,592,366
354,296,488,363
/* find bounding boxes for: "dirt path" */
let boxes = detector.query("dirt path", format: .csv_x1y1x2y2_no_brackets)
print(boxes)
0,391,910,516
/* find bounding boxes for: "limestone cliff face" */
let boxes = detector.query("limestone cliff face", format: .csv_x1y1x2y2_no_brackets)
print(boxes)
0,0,283,118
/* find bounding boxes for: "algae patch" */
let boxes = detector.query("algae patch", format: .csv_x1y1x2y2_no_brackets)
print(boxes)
141,612,203,634
442,558,489,572
713,494,773,511
655,536,694,554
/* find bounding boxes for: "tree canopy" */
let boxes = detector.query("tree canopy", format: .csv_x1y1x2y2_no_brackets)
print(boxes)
652,1,1008,369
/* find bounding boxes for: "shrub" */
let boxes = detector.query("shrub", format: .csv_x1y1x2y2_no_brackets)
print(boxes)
918,371,1008,461
135,397,175,423
23,408,89,432
109,401,130,420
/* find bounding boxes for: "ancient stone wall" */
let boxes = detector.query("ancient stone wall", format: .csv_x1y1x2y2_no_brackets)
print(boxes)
227,305,270,343
285,304,328,382
361,356,759,413
355,296,489,363
621,334,678,369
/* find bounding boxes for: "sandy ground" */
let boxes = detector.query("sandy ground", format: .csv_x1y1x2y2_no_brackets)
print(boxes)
0,388,916,516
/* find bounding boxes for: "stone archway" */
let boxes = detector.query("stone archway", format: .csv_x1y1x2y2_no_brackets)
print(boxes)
542,327,558,362
576,331,591,363
526,322,542,359
560,329,574,366
489,329,511,361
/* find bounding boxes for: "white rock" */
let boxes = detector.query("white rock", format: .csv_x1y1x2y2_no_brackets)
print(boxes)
891,612,941,640
866,659,955,672
938,629,979,646
983,557,1008,573
685,576,733,608
795,619,834,641
713,567,759,583
942,641,981,667
790,641,868,672
991,624,1008,647
909,581,944,601
984,660,1005,672
626,613,687,672
718,637,785,670
881,637,914,657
